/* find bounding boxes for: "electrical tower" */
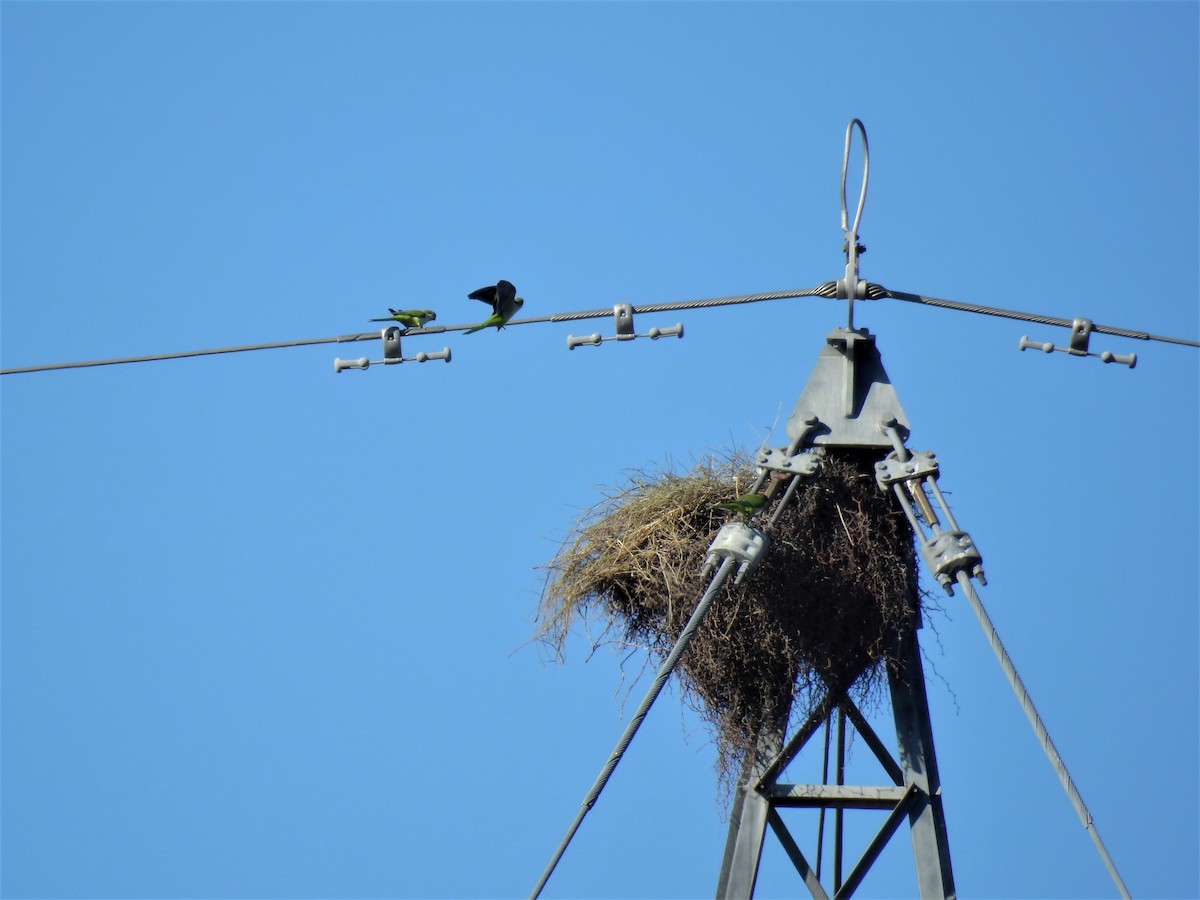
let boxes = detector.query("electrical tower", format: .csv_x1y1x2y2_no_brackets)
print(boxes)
716,325,959,898
531,120,1134,900
1,114,1151,900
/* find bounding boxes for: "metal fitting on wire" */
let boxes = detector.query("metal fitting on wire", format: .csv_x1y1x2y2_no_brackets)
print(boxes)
702,523,770,585
334,326,451,372
567,303,683,350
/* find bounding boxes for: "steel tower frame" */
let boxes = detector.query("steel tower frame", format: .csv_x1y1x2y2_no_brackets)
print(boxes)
715,325,965,898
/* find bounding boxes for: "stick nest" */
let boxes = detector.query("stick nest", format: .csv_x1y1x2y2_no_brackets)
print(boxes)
537,450,921,784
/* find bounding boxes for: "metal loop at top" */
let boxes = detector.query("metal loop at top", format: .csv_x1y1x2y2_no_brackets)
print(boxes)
840,118,869,238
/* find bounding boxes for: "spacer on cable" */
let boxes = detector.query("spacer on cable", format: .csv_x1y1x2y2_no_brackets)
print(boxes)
566,316,682,349
1019,330,1137,369
920,530,984,595
702,523,770,585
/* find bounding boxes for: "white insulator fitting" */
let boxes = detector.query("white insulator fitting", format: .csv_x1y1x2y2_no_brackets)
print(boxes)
1018,336,1055,353
1100,350,1136,368
415,347,452,363
334,356,370,373
567,333,603,350
648,324,684,340
702,523,770,585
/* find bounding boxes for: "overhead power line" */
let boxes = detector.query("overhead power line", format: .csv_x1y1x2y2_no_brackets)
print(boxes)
875,286,1200,347
0,285,833,375
1,282,1196,376
0,335,361,375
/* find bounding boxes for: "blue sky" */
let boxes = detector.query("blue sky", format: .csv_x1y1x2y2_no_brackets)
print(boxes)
2,2,1197,898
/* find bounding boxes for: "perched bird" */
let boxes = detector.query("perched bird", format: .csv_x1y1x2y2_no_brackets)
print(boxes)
716,492,769,517
369,309,437,329
465,279,524,334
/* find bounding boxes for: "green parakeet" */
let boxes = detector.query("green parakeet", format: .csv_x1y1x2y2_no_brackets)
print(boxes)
716,492,769,517
465,280,524,334
369,309,437,329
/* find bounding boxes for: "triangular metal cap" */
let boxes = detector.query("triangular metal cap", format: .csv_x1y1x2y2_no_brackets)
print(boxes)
786,328,910,449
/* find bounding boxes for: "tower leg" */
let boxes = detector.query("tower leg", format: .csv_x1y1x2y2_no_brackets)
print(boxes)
715,722,785,899
887,618,956,899
714,616,955,898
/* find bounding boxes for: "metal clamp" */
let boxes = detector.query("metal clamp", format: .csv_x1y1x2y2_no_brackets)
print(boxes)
874,449,939,490
567,303,684,350
334,327,452,372
875,447,986,595
1019,318,1136,368
920,530,984,594
756,447,821,478
701,523,769,585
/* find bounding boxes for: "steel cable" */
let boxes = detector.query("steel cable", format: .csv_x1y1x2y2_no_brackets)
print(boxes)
5,280,1195,374
955,572,1131,899
530,555,739,899
875,285,1199,347
0,285,838,375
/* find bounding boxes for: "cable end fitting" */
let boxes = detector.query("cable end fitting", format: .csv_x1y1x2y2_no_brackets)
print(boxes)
703,523,770,585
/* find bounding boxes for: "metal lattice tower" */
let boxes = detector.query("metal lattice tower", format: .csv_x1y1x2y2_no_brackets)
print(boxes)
715,326,959,898
531,120,1133,900
716,126,964,893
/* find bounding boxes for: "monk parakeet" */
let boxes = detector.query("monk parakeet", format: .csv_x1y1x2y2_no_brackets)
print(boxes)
465,279,524,334
716,492,769,517
370,309,437,329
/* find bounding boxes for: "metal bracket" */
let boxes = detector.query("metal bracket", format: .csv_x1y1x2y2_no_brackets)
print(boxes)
874,448,986,594
1019,318,1136,368
566,303,684,349
756,447,821,478
334,327,452,372
786,328,910,449
702,523,770,585
874,449,939,488
919,531,984,593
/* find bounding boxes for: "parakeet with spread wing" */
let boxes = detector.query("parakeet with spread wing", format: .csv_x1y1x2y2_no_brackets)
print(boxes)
465,280,524,334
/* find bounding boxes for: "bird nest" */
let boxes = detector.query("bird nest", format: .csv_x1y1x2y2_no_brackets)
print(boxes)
537,450,922,785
